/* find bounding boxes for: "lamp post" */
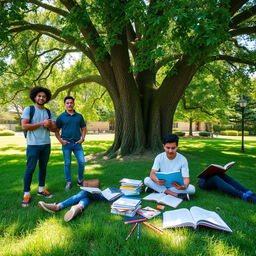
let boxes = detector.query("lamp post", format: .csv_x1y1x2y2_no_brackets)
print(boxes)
239,98,247,153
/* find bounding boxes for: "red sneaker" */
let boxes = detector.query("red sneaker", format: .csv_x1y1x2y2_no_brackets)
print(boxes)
37,190,53,198
21,195,31,207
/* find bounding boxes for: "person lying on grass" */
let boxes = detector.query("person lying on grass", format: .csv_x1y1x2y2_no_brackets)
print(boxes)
198,174,256,204
144,134,195,200
38,190,105,222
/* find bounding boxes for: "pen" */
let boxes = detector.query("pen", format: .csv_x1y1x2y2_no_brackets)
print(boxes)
125,223,138,241
137,223,140,240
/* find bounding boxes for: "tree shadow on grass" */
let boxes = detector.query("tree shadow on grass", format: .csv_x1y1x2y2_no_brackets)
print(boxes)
1,138,256,255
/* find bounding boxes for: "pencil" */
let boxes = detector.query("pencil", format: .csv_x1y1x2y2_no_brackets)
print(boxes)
124,218,148,224
143,222,163,234
125,223,138,241
137,223,140,240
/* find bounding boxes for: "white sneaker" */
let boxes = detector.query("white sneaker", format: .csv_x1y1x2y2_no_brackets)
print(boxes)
64,205,83,222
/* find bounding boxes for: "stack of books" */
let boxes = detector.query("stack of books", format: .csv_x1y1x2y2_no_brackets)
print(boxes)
111,196,142,217
119,178,143,196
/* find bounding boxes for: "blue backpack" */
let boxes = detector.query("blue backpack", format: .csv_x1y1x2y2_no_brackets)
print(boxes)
24,106,51,138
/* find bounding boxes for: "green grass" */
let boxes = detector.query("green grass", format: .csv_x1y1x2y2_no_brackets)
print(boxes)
0,135,256,256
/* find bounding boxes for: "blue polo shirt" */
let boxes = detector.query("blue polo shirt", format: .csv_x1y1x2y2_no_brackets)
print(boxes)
56,111,86,141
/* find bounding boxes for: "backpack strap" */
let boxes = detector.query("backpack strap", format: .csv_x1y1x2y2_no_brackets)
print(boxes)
29,105,35,123
45,107,51,119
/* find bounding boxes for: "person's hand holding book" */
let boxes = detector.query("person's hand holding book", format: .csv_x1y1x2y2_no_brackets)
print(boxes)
171,182,186,190
156,179,166,186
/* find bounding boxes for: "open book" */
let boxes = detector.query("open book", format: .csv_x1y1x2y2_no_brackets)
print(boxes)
155,171,184,186
143,193,183,208
197,162,235,179
81,187,122,201
162,206,232,232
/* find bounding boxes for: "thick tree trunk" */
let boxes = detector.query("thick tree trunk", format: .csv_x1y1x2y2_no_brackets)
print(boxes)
104,58,198,157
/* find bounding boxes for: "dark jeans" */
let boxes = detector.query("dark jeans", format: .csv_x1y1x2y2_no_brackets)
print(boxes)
198,174,249,198
24,144,51,192
59,190,106,209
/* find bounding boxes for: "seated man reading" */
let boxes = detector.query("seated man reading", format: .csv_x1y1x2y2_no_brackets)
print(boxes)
144,134,195,200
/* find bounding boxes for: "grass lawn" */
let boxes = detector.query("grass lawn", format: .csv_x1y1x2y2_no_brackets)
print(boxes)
0,134,256,256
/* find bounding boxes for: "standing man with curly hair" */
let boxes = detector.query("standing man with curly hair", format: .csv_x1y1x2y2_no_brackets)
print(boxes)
21,86,56,207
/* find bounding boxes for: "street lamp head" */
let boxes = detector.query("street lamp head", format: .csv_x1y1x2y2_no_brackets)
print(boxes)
239,98,247,108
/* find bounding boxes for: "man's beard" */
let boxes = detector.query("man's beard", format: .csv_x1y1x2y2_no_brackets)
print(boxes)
36,100,45,105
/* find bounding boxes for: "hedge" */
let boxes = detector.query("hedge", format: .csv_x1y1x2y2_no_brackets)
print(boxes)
0,130,15,136
199,132,211,137
238,131,249,136
220,130,238,136
220,130,250,136
173,131,185,136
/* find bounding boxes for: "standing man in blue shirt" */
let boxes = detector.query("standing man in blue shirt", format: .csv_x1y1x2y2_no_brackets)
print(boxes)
55,96,86,191
21,86,56,207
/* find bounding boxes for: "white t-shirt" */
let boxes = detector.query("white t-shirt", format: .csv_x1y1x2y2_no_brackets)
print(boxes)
21,106,54,145
152,152,189,177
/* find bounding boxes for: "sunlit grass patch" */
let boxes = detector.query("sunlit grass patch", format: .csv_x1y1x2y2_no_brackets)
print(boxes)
0,136,256,255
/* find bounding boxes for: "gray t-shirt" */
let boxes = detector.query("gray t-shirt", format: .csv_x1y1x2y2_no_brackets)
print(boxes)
21,106,55,145
152,152,189,177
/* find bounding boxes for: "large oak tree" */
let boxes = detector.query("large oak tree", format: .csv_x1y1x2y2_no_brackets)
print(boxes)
0,0,255,156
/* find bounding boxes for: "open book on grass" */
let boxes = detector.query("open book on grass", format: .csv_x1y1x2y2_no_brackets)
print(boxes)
143,193,183,208
197,162,235,179
162,206,232,232
81,187,122,201
155,171,184,186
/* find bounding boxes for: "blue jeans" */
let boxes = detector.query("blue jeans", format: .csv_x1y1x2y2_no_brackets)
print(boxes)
24,144,51,192
198,174,249,198
62,142,85,182
59,190,106,209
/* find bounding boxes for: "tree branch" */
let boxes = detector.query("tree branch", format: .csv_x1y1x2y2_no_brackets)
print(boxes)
33,54,66,83
229,26,256,36
229,0,248,16
51,75,104,99
28,0,69,17
91,90,107,108
126,22,137,58
9,23,92,59
60,0,110,61
0,87,30,104
231,5,256,28
181,96,215,116
211,55,256,66
155,54,182,73
229,38,251,54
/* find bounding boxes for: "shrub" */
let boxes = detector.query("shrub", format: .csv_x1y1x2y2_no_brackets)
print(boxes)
220,130,238,136
173,131,185,136
199,132,211,137
238,131,249,136
15,125,23,132
0,130,15,136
